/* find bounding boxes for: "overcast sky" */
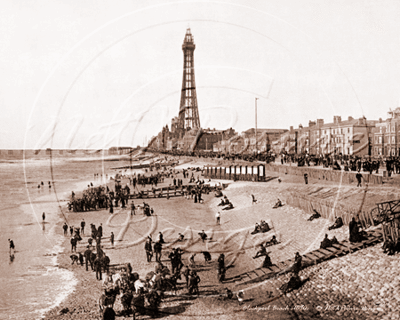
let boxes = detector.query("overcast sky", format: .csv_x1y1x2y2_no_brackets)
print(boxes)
1,0,400,149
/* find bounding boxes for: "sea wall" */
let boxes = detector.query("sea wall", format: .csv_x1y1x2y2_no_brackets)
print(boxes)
264,163,383,185
283,192,360,225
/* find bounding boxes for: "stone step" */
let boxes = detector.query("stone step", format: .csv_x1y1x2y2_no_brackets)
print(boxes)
315,248,335,257
253,268,266,277
246,270,259,280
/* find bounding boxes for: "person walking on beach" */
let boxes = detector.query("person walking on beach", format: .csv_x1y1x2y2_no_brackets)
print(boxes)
8,239,15,256
63,223,68,236
94,256,102,280
130,201,136,215
215,211,221,225
110,232,114,247
97,223,103,239
304,173,308,185
69,225,73,237
81,219,85,235
154,240,162,263
71,237,77,252
145,238,153,262
84,246,92,271
42,212,45,222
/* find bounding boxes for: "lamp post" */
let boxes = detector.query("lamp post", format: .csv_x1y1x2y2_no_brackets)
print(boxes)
255,98,259,156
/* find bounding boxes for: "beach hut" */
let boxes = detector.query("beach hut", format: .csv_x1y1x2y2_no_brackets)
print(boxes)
212,166,216,179
241,166,246,181
253,166,259,182
247,166,253,181
258,164,265,182
231,166,240,181
221,166,226,179
225,166,231,180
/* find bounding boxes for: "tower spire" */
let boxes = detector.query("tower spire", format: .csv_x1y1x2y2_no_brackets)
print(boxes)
178,28,200,131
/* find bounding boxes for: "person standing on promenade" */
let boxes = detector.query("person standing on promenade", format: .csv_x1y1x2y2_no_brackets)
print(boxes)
110,232,114,247
8,239,15,256
356,171,363,187
42,212,45,222
145,238,153,262
109,201,113,214
215,211,221,225
81,219,85,235
84,246,92,271
63,223,68,236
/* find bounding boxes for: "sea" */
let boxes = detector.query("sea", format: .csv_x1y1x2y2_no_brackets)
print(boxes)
0,155,130,319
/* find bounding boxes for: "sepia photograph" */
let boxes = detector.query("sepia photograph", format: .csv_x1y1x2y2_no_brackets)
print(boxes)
1,1,400,319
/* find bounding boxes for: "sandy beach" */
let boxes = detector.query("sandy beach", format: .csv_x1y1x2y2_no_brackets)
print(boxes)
40,158,400,320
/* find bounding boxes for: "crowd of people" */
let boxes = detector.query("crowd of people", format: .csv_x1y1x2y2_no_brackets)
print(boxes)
282,152,400,177
64,219,112,285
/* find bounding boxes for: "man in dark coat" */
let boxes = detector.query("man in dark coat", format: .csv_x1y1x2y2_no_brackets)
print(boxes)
320,234,332,249
293,252,302,274
63,223,68,236
81,219,85,235
102,255,110,274
84,246,93,271
145,238,153,262
154,241,162,263
328,216,343,230
97,224,103,239
110,232,114,247
356,171,362,187
71,237,77,252
94,257,102,280
349,217,364,242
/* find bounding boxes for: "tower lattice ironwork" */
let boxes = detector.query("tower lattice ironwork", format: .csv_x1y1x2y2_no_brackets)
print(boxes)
178,28,200,131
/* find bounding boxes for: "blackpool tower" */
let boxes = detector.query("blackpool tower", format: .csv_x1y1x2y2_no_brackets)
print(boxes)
178,28,201,131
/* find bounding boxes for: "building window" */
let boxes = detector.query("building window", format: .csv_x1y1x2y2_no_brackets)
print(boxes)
392,136,395,144
379,137,382,144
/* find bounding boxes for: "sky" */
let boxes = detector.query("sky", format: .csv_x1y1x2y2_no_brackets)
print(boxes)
1,0,400,149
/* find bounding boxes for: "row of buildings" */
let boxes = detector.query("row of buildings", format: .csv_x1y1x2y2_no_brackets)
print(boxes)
272,108,400,158
202,108,400,158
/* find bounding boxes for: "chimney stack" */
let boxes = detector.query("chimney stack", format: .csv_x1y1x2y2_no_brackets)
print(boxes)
333,116,342,124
